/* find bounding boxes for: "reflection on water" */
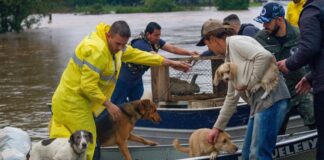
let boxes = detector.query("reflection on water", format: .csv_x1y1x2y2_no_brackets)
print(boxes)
0,7,262,141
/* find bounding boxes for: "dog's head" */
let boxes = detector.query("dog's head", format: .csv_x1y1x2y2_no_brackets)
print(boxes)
69,130,93,154
213,63,238,86
214,131,238,154
137,99,161,123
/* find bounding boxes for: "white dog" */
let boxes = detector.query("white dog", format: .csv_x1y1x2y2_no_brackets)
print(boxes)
29,130,93,160
213,57,279,99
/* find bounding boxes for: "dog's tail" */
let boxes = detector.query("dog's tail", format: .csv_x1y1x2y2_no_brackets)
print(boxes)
173,138,190,153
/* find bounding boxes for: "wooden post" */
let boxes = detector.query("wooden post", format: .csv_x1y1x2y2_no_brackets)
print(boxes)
151,66,170,103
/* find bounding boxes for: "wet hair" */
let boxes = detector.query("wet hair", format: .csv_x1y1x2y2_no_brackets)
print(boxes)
223,14,241,26
109,20,131,38
145,22,161,34
205,27,236,40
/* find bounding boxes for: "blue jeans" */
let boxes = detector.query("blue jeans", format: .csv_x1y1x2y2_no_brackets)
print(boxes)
111,79,144,105
242,99,289,160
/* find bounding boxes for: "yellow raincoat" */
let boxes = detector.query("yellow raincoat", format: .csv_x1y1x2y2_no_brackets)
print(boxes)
286,0,306,27
49,22,164,159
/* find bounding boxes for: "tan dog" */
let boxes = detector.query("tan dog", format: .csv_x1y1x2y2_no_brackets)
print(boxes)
213,57,279,99
173,128,238,159
97,99,161,160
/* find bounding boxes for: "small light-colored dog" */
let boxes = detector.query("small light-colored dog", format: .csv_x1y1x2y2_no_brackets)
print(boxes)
213,57,279,99
29,130,93,160
173,128,238,159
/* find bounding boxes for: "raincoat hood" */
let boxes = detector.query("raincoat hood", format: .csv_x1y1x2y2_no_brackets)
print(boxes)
95,22,110,46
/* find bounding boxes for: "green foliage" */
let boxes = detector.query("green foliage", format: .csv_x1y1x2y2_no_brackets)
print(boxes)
0,0,54,33
214,0,249,10
144,0,176,12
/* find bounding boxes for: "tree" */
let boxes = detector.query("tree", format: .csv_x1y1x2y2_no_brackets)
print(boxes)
0,0,54,33
214,0,249,10
144,0,175,12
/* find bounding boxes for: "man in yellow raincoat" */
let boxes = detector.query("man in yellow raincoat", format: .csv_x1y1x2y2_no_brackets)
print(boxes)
49,20,190,160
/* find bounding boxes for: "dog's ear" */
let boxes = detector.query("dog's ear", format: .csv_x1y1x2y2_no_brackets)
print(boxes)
139,99,156,114
69,133,75,144
138,99,151,115
87,131,94,144
229,63,237,80
216,131,226,144
213,69,222,86
140,99,151,107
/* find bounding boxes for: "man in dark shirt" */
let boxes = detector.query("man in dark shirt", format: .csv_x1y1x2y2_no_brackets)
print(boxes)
223,14,260,37
277,0,324,159
111,22,198,105
254,2,315,134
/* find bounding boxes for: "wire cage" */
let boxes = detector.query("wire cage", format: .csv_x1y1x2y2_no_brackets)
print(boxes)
151,56,227,103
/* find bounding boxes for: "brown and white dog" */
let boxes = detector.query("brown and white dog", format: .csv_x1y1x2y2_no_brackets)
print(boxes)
29,130,93,160
213,57,279,99
173,128,238,159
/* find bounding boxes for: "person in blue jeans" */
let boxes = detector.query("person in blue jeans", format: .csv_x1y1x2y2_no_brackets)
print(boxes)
196,19,290,160
111,22,198,105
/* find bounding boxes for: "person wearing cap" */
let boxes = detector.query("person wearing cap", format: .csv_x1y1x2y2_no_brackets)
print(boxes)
49,20,191,160
198,19,290,160
277,0,324,159
110,22,198,105
223,14,260,37
200,14,260,57
254,2,315,134
286,0,306,27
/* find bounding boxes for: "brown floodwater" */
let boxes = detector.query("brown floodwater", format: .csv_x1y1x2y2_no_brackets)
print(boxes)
0,7,263,141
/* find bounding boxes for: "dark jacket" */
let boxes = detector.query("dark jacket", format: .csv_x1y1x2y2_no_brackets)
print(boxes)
238,23,260,37
254,21,306,96
285,0,324,94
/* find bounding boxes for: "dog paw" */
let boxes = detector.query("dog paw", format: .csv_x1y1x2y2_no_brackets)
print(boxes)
210,152,217,160
250,84,261,93
145,140,158,146
260,92,269,99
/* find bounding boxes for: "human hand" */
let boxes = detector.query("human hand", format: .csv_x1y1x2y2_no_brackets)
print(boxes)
104,100,121,121
163,58,191,72
295,77,312,95
172,60,191,72
190,51,200,57
277,59,289,74
207,128,220,144
235,85,247,92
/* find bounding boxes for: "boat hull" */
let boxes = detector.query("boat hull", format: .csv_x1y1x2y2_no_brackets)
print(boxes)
133,115,308,144
135,102,250,129
101,130,317,160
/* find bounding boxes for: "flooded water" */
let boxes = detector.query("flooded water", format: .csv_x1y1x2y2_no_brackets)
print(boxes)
0,7,263,141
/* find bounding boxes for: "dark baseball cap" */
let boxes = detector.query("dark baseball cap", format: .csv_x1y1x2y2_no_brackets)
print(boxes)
196,19,224,46
254,2,285,23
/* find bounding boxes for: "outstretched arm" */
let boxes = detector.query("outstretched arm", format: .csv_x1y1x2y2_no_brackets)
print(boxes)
162,58,191,72
162,43,199,56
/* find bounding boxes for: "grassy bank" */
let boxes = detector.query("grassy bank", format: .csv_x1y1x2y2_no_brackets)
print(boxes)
74,4,201,14
53,3,262,14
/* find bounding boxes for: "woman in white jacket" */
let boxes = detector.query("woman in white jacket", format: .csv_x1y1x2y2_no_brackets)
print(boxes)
197,19,291,160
